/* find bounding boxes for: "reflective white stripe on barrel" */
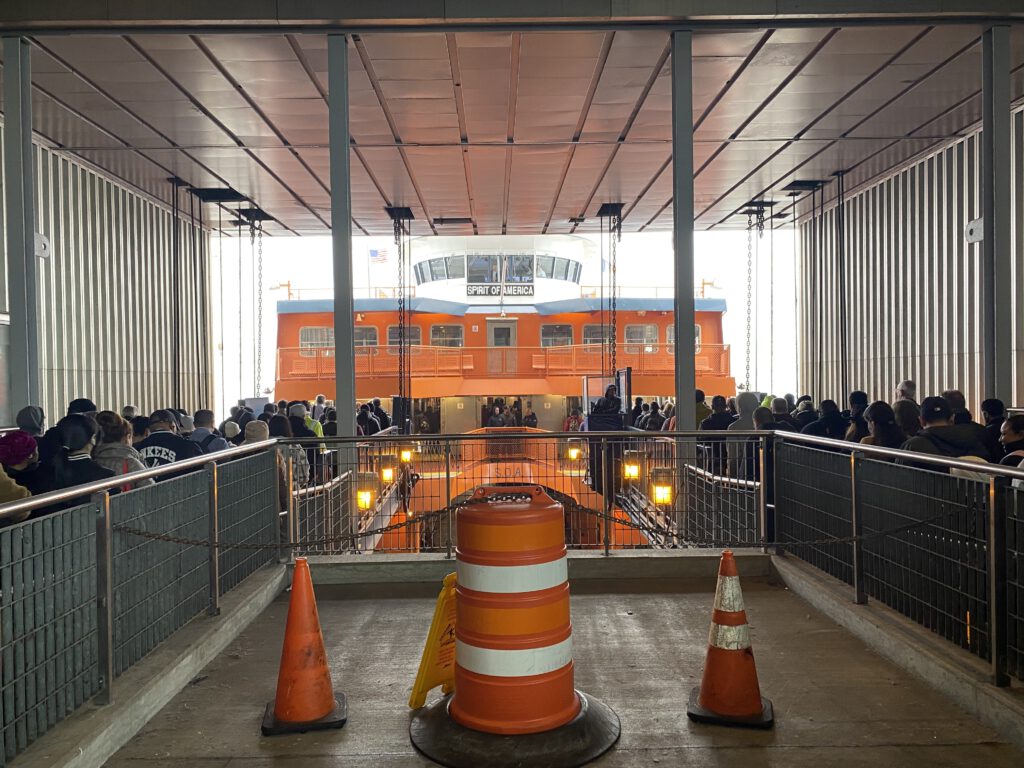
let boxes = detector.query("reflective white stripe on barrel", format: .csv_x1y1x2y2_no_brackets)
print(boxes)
708,623,751,650
713,575,745,613
456,637,573,677
457,558,567,594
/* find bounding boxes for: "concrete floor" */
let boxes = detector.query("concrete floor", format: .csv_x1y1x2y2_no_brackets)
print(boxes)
105,580,1022,767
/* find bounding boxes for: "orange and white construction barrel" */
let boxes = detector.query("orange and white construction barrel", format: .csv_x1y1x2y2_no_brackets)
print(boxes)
409,486,620,768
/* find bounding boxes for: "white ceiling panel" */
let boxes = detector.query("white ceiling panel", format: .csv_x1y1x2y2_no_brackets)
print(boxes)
11,23,1024,233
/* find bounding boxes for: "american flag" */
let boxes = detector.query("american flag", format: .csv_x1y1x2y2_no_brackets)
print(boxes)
369,248,388,263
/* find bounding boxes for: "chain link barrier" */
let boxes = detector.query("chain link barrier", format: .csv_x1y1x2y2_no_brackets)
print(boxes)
609,211,619,377
112,493,963,553
745,214,753,391
256,220,263,395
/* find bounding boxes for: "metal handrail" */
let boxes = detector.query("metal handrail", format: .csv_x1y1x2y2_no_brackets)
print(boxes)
294,469,351,498
0,439,278,519
777,430,1024,479
683,462,759,491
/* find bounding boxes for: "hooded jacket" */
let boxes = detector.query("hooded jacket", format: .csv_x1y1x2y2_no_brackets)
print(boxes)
900,424,992,464
92,442,155,488
801,411,848,440
727,392,761,478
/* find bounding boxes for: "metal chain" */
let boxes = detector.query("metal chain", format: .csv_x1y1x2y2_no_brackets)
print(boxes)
395,217,406,410
256,221,263,396
609,212,619,376
249,220,257,396
113,495,961,553
579,501,962,550
745,214,753,391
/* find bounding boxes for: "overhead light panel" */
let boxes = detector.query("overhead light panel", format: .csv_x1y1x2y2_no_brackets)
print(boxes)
780,180,828,193
432,217,473,226
386,206,415,222
189,186,248,203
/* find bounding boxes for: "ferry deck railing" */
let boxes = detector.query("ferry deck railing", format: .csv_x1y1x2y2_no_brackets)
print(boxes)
277,343,731,381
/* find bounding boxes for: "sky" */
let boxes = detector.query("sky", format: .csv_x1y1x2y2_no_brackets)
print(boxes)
209,229,798,417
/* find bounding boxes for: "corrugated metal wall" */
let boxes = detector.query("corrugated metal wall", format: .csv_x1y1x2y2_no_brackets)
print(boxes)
1,127,213,420
797,106,1024,412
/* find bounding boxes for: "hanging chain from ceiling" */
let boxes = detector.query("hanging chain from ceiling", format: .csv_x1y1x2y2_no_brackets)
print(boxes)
609,209,621,377
249,219,257,396
256,220,264,396
745,213,753,392
393,213,412,414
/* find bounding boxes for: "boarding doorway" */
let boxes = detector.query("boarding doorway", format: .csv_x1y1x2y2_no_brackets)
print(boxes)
487,319,518,375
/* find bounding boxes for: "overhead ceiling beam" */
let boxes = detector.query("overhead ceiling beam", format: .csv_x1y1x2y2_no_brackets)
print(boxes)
25,38,287,233
284,32,374,235
569,35,672,234
123,35,331,231
446,32,478,235
352,34,438,235
713,30,982,228
541,30,615,234
501,32,522,235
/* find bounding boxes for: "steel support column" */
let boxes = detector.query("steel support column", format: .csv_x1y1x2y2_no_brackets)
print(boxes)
672,30,696,430
2,36,40,411
328,34,356,436
982,25,1012,404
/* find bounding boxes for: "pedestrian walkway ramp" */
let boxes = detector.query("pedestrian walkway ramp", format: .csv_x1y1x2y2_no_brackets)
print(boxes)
95,573,1022,768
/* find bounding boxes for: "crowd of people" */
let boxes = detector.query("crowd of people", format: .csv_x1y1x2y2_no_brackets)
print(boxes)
481,398,539,429
0,393,388,523
690,380,1023,474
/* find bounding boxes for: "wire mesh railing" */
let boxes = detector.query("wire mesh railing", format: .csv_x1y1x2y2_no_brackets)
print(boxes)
0,441,280,767
1,428,1023,764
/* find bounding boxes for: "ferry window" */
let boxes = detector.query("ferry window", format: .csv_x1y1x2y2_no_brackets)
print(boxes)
446,255,465,279
541,324,573,347
467,254,499,283
570,261,582,283
583,324,611,345
388,325,423,346
353,327,378,347
429,258,448,281
431,325,464,347
504,255,534,283
536,256,554,278
552,258,570,280
625,324,658,353
299,326,334,357
666,325,702,353
414,263,428,284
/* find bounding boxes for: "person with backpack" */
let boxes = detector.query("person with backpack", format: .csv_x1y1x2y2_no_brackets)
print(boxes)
189,410,230,453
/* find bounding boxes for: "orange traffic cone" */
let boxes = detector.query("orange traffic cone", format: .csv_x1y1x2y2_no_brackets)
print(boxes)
687,550,774,729
262,558,347,736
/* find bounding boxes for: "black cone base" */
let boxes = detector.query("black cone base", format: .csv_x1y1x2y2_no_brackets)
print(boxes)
410,690,620,768
686,687,774,729
261,692,348,736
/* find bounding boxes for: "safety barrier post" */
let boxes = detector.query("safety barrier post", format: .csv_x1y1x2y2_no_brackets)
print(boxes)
444,439,453,559
206,461,221,617
287,456,296,562
757,438,767,553
988,476,1009,687
93,490,114,705
601,437,611,556
850,451,866,605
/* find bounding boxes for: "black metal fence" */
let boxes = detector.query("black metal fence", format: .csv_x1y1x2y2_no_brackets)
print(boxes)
0,442,280,766
1,429,1023,764
280,431,773,555
772,433,1022,688
0,504,99,763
